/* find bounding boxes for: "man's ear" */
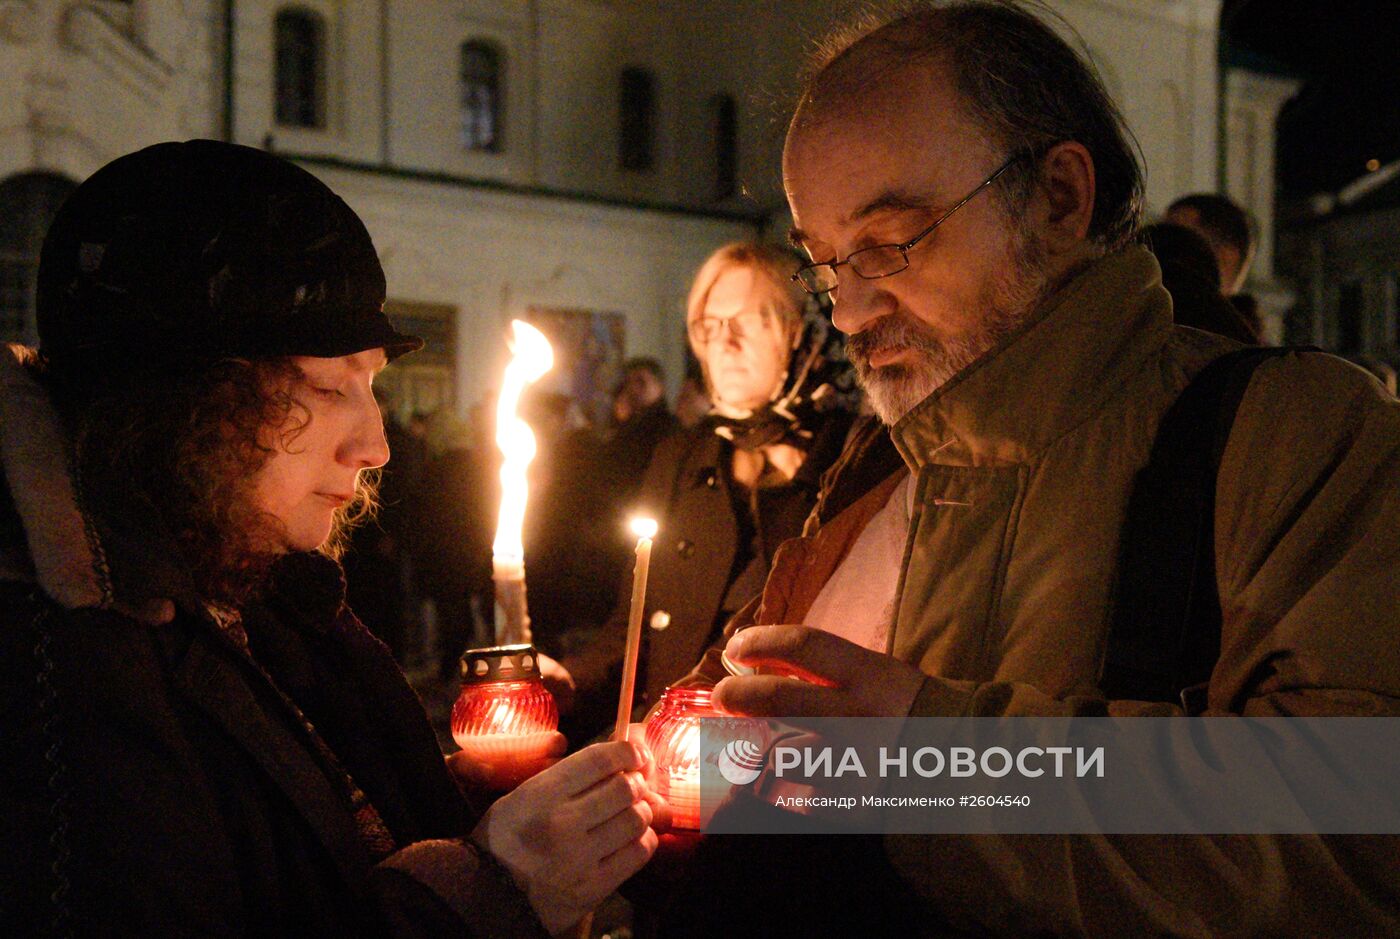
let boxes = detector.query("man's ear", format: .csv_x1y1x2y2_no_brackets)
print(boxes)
1031,141,1096,254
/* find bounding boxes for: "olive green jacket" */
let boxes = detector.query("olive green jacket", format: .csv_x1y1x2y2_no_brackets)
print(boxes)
700,245,1400,936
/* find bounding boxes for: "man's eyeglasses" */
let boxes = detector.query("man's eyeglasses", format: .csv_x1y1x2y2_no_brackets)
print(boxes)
791,151,1028,296
688,308,770,346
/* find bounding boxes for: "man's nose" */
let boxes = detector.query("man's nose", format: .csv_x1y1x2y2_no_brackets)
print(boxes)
829,269,894,336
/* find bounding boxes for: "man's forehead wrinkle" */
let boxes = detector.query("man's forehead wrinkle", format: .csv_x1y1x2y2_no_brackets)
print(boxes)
849,190,936,226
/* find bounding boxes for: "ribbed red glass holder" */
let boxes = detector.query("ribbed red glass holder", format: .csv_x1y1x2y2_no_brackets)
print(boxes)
644,686,721,830
451,645,559,791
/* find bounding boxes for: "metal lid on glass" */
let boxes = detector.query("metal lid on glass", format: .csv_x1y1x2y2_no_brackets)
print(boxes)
459,644,541,684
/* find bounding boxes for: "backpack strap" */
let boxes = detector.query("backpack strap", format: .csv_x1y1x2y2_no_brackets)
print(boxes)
1102,346,1307,710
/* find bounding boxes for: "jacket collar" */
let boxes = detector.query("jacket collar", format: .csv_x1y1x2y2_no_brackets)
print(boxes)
890,245,1173,469
0,346,279,625
0,345,112,610
0,346,350,630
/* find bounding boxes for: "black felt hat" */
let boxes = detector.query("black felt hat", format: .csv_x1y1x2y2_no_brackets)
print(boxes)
37,140,422,373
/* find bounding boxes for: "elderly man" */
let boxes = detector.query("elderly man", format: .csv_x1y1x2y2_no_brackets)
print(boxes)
690,2,1400,936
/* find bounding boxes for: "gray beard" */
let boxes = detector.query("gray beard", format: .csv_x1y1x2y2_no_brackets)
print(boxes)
848,231,1052,425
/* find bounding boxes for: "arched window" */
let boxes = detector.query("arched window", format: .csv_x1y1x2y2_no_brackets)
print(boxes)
460,40,504,152
0,172,78,344
711,93,738,200
619,67,656,172
274,7,325,128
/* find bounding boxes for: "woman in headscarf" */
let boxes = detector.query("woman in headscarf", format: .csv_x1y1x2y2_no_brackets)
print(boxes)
556,242,857,736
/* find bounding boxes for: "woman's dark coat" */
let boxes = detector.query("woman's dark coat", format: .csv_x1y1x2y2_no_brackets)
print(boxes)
563,410,854,731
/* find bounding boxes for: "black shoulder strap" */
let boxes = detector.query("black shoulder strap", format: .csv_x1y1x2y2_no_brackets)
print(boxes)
1103,346,1306,709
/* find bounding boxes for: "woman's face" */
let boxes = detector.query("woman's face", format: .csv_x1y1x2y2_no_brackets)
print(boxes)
252,350,390,552
697,266,792,412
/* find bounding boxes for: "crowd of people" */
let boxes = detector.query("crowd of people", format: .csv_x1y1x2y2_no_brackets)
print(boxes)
4,1,1398,937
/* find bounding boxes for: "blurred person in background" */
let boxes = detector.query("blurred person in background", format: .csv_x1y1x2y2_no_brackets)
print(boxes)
531,359,684,660
552,242,857,739
673,371,712,429
1140,222,1259,343
1166,193,1262,336
407,410,482,680
601,356,678,498
519,388,616,654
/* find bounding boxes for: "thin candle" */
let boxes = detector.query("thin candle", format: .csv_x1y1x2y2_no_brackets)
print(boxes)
491,319,553,644
614,516,658,741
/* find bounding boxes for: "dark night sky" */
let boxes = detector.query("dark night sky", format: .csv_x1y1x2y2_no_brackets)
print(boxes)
1223,0,1400,199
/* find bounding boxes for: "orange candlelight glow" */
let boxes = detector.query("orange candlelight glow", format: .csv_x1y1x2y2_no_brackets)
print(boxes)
645,687,718,830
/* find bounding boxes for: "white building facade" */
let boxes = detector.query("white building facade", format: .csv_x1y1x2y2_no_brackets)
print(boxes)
3,0,1269,419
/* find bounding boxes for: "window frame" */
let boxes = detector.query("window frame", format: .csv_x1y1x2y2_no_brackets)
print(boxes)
460,38,506,154
273,5,328,130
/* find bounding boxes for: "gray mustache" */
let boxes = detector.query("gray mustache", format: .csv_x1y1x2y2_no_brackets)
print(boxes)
846,314,937,365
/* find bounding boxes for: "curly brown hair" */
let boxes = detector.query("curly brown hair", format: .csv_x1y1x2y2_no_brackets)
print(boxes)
46,357,377,607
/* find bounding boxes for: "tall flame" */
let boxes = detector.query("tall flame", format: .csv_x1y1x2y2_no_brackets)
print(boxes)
491,320,554,570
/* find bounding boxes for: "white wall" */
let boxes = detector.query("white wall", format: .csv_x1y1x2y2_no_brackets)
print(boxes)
1224,66,1300,342
232,0,384,161
1057,0,1222,210
0,1,219,183
385,0,536,183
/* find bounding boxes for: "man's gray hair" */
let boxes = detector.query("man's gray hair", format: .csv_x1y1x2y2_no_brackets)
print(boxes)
798,0,1144,252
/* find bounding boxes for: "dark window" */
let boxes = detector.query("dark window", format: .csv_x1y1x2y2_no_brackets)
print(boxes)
274,8,325,128
460,40,504,152
0,172,78,345
711,93,738,200
619,67,656,172
1336,282,1364,353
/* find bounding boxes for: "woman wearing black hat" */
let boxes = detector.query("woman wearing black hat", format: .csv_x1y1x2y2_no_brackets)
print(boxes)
0,141,657,937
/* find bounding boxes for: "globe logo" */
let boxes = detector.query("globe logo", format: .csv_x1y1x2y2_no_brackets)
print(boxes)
717,738,765,786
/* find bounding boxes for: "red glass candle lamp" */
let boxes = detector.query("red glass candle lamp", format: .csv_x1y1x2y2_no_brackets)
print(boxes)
452,644,558,791
644,686,724,830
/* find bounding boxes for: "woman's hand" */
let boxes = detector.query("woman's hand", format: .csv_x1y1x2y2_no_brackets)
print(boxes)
471,740,659,934
445,733,567,796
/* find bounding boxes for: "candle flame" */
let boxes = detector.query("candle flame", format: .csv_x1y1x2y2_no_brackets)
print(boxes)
492,320,554,566
630,516,658,540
